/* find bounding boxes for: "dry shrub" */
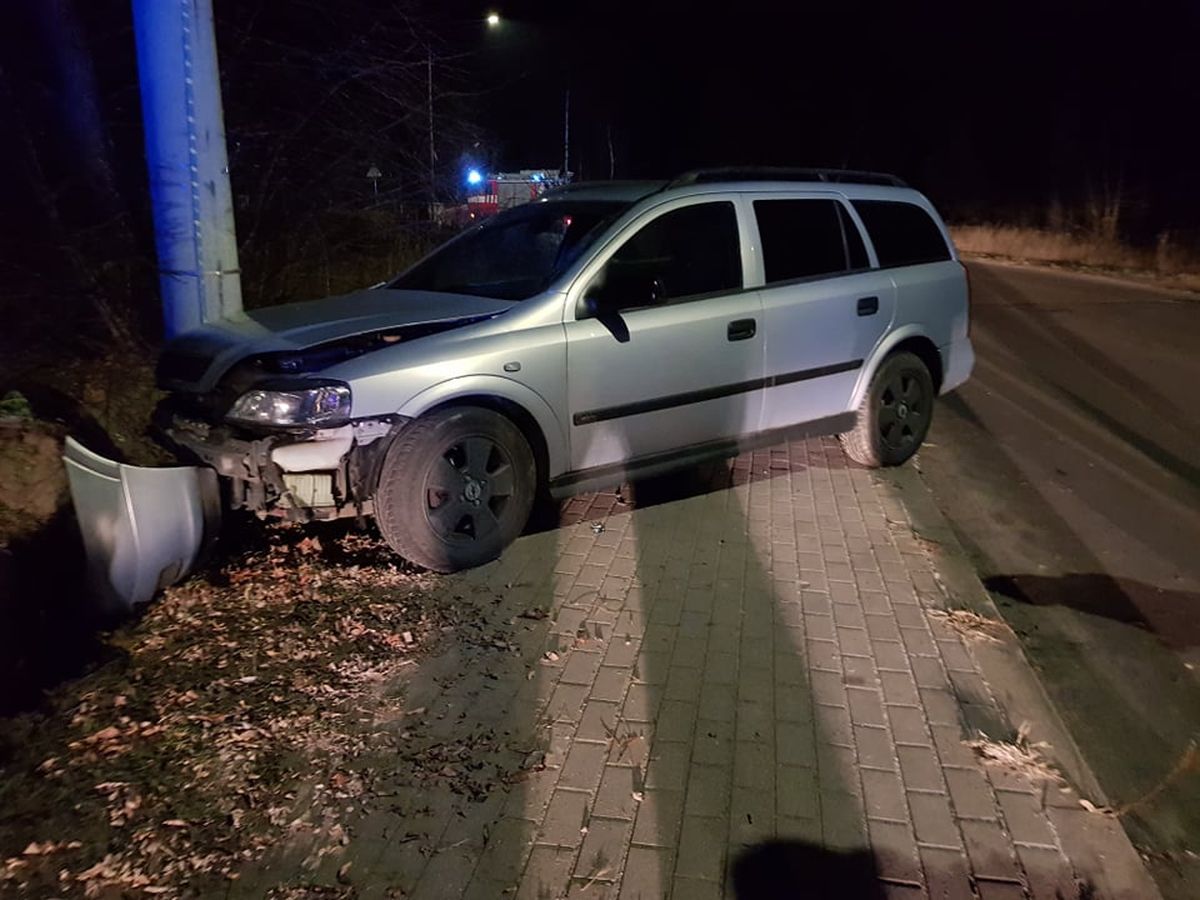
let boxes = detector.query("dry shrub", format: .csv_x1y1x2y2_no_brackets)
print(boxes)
950,223,1200,287
951,224,1147,269
1154,230,1191,275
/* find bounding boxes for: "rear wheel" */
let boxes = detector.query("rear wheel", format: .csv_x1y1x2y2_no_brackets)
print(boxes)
840,351,934,467
375,407,536,572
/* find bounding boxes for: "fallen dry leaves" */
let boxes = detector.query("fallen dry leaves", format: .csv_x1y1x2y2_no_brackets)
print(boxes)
927,607,1011,645
0,522,469,898
964,721,1063,785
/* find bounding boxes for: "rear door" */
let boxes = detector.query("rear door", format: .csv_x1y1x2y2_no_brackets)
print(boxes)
850,198,962,349
751,194,897,430
563,198,764,473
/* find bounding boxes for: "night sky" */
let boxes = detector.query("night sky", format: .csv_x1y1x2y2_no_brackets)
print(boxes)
433,0,1200,236
2,0,1198,328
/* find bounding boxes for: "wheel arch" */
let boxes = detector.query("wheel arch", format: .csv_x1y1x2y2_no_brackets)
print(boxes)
850,328,944,410
395,376,567,487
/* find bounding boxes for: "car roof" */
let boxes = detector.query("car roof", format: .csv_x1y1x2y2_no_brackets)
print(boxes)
654,180,929,204
540,169,929,209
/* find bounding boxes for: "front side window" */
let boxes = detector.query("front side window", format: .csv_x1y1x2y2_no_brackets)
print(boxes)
391,200,630,300
851,200,952,268
585,201,742,311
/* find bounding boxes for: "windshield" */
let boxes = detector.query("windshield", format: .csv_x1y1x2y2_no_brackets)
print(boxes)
391,200,631,300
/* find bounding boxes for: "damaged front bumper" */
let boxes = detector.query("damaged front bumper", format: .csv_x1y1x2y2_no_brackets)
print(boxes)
63,437,222,611
63,415,406,610
160,414,405,520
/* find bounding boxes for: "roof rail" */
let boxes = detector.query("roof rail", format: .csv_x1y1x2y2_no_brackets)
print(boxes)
667,167,907,188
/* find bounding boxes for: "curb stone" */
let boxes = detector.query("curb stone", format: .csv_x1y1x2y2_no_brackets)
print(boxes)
882,459,1163,900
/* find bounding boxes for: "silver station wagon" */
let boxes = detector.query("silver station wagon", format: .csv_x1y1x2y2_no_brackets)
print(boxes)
150,168,974,574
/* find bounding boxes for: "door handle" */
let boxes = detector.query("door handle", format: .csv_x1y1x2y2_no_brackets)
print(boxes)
857,296,879,316
727,318,757,341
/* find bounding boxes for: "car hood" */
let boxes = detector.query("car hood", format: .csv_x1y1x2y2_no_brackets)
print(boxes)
158,288,513,392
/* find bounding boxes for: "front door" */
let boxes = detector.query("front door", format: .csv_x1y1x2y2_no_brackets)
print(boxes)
564,199,764,473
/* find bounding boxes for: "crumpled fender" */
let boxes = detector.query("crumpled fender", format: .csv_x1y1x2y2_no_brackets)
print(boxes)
62,437,221,611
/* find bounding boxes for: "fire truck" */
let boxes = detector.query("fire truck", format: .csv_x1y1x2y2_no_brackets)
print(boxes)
464,169,568,219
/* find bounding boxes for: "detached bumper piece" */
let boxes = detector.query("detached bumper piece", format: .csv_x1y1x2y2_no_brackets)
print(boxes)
63,437,221,611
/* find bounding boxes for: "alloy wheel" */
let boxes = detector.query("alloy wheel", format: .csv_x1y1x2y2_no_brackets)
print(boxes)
878,371,927,452
422,436,516,543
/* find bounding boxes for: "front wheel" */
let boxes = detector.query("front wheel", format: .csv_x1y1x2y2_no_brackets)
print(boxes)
374,407,536,572
839,351,934,468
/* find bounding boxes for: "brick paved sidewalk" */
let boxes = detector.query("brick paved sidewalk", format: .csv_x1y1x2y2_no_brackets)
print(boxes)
234,437,1157,899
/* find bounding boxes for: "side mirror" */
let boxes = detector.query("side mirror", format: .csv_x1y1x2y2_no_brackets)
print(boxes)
580,288,632,343
582,289,620,320
580,267,663,320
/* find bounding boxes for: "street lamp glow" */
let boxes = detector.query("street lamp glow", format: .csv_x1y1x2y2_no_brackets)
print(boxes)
467,169,483,186
486,12,500,26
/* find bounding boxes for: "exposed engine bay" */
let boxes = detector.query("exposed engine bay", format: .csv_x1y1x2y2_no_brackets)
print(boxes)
159,410,405,521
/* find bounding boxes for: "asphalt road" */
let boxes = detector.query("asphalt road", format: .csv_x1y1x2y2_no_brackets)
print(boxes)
919,260,1200,895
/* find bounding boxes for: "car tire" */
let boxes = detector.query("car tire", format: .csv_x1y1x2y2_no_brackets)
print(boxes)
374,406,536,572
839,351,934,468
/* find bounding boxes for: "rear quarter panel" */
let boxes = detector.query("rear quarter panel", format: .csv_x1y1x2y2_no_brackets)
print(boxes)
846,262,967,409
844,181,969,407
890,260,968,349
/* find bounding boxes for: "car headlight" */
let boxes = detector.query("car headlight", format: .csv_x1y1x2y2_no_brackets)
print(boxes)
227,383,351,427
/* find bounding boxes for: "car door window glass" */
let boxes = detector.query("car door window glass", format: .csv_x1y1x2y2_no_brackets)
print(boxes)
851,199,952,267
586,202,741,311
753,199,853,284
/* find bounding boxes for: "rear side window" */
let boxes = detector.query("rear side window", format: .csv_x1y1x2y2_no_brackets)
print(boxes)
588,201,741,309
851,200,951,267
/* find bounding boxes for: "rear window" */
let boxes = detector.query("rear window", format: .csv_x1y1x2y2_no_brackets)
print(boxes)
852,200,951,267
